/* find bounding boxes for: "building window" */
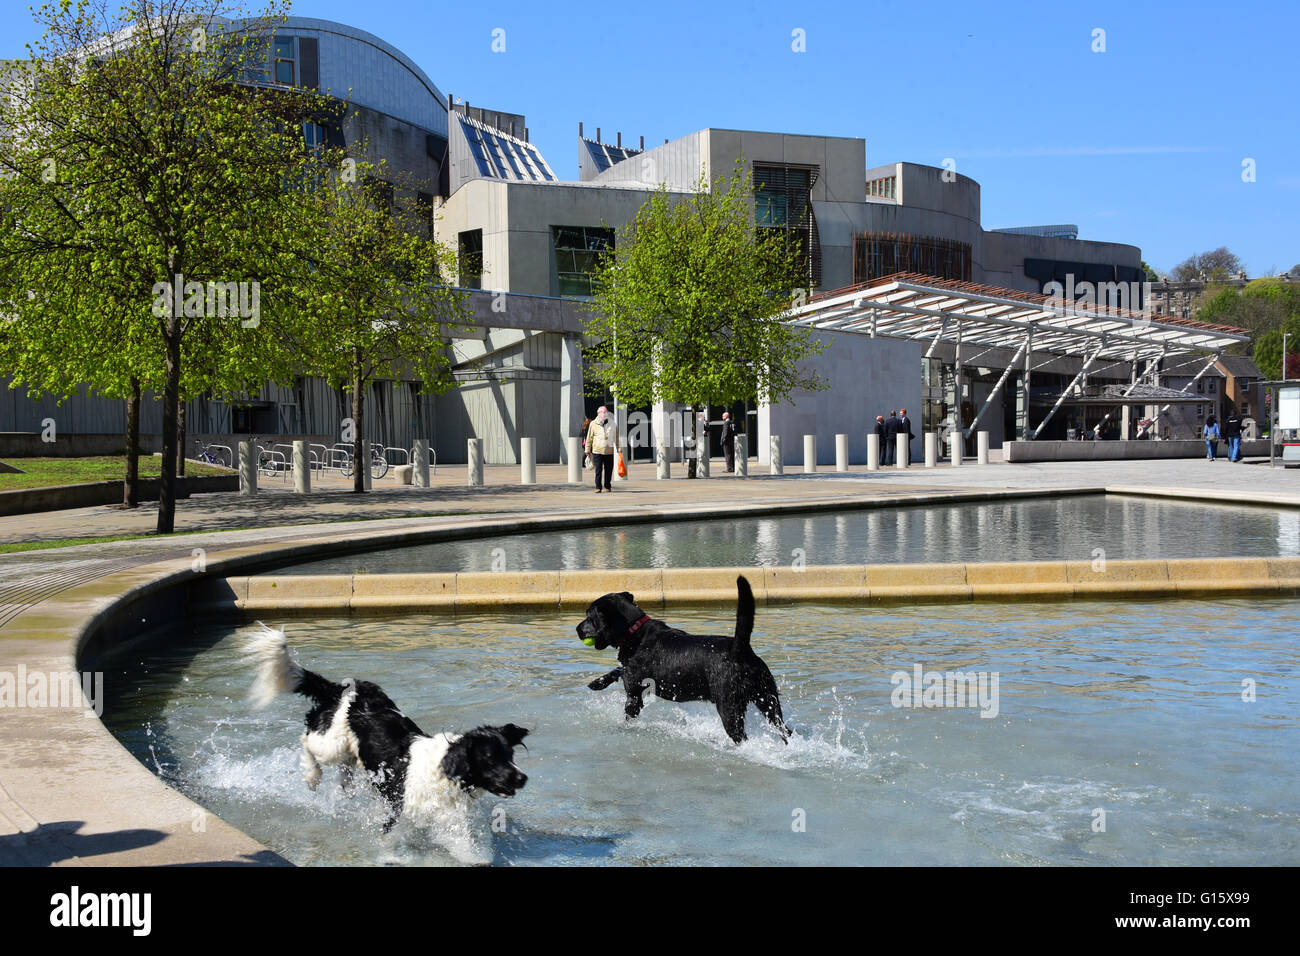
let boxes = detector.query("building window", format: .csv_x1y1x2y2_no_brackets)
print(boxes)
552,226,614,298
274,36,295,86
1208,379,1216,393
866,176,897,200
1239,378,1251,391
458,229,483,290
303,121,325,150
1243,403,1250,416
853,232,972,284
753,162,821,287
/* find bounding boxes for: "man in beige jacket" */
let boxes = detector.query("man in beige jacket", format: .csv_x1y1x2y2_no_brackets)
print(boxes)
585,405,617,492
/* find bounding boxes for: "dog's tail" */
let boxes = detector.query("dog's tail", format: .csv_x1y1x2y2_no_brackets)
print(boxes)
243,622,337,709
731,575,755,656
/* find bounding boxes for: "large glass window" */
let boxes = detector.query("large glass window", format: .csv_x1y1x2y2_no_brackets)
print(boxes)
552,226,614,298
274,37,295,86
752,163,820,287
458,230,483,290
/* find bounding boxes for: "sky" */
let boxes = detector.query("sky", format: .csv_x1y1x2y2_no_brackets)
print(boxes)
3,0,1296,277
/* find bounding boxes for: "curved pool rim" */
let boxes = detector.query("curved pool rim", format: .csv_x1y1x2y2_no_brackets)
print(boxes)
5,482,1300,866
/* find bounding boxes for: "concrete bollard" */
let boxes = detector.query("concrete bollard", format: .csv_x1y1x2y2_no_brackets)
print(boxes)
735,435,748,477
412,438,430,487
520,436,536,485
467,438,483,487
835,433,848,472
950,433,962,467
977,430,989,465
866,433,879,471
896,432,909,469
925,432,937,468
363,440,373,490
293,440,310,493
566,436,582,484
698,445,710,478
770,435,783,475
656,442,671,480
804,435,817,474
239,440,257,496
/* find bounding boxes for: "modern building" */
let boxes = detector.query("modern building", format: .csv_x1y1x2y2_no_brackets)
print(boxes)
1,16,1249,466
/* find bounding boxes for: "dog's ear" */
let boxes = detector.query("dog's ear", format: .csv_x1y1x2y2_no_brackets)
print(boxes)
441,737,474,789
619,591,635,604
500,724,529,748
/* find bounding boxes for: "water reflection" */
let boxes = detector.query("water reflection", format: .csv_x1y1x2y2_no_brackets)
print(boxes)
287,497,1300,574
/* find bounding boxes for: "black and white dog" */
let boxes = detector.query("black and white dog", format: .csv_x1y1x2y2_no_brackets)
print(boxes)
243,624,528,862
578,575,791,744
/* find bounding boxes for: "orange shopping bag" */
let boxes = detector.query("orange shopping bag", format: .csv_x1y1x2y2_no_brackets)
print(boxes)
616,451,627,478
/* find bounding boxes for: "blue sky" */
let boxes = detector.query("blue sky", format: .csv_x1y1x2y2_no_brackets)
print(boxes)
4,0,1296,275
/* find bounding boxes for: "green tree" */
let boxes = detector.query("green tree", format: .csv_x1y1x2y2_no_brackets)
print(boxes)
0,0,325,532
584,162,824,475
1140,260,1160,282
291,158,470,493
1171,247,1242,282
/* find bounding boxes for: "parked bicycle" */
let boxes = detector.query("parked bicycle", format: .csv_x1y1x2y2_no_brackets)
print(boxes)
340,444,389,480
194,440,232,468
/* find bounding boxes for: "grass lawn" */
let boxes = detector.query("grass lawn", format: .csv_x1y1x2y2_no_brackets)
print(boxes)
0,455,232,492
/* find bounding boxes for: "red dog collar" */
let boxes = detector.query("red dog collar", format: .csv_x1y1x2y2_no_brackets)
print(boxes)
628,614,650,636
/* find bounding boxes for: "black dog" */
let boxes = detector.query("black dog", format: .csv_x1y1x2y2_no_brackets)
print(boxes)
244,624,528,859
578,575,791,744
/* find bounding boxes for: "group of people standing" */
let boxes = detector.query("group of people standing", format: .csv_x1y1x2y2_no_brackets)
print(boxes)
873,408,916,466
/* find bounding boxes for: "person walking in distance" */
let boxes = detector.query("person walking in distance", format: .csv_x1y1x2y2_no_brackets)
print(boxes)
874,415,887,466
883,410,900,466
586,406,617,492
721,411,737,473
1203,415,1221,461
580,415,592,469
1224,409,1243,462
897,407,916,466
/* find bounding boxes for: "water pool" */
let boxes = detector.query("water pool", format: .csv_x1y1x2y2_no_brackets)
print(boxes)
274,495,1300,574
99,599,1300,866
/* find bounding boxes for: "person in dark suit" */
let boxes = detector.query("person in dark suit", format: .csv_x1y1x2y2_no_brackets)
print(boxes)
874,415,887,466
883,410,900,466
897,408,916,466
720,411,737,472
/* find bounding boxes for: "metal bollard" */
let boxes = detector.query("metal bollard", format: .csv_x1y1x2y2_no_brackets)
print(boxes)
239,440,257,496
520,436,536,485
566,436,582,484
293,440,310,493
413,438,430,487
467,438,484,487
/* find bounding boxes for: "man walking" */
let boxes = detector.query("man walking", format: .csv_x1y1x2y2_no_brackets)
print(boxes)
586,405,617,492
883,410,900,466
897,407,916,466
721,411,737,473
1224,410,1243,462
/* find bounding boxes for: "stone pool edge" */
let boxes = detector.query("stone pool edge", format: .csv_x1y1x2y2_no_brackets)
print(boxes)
3,481,1298,867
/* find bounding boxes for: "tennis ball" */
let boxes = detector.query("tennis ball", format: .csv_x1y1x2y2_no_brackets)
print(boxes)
581,636,595,647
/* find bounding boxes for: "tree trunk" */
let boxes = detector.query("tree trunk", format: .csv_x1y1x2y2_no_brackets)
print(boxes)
157,321,181,534
123,377,140,508
176,400,186,477
352,352,366,494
